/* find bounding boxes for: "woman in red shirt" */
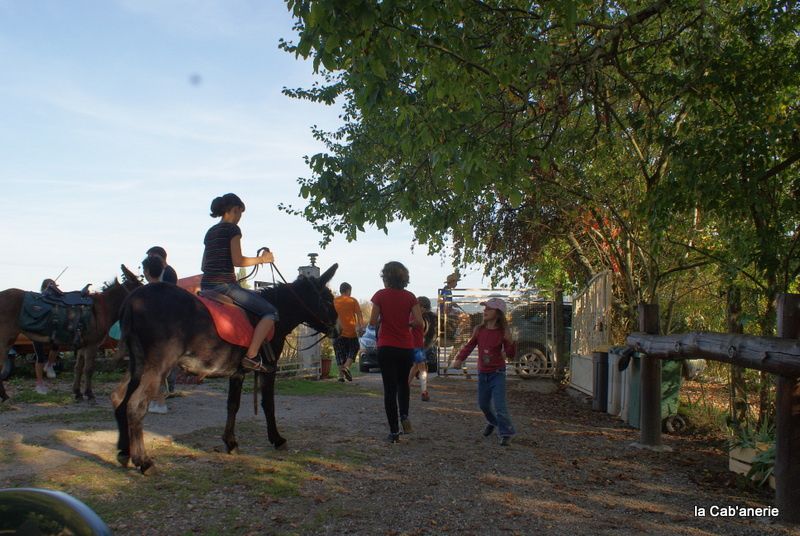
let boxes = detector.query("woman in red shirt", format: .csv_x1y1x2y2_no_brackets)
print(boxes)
369,261,424,443
450,298,516,446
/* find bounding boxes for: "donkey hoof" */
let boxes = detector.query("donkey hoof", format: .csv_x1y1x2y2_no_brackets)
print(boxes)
274,439,287,451
139,461,156,475
87,397,97,406
228,446,240,455
117,452,130,467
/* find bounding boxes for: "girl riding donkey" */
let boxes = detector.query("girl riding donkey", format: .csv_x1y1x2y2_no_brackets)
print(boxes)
112,262,340,473
201,193,277,372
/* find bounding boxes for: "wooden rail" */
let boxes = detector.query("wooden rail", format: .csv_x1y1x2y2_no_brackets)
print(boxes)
625,294,800,523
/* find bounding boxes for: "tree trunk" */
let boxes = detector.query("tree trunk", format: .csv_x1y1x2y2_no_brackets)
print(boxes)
758,286,778,429
727,286,748,427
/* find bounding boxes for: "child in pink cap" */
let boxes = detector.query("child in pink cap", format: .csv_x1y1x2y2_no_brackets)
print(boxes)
450,297,517,445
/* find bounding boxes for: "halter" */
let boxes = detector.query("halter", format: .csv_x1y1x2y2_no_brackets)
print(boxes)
239,248,337,340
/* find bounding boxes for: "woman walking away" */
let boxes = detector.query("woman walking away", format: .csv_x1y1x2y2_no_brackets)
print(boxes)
449,298,517,446
201,193,277,372
369,261,424,443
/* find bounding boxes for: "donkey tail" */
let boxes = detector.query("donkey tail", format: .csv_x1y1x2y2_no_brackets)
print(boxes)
119,299,145,383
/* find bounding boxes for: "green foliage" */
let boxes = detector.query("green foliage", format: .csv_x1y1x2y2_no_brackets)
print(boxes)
728,419,775,450
280,0,800,322
747,442,776,487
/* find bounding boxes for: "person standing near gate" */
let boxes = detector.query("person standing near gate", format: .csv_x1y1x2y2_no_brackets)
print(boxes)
449,297,517,446
333,282,363,382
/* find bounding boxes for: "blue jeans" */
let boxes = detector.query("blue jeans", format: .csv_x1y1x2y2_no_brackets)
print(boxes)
201,282,278,321
478,369,515,437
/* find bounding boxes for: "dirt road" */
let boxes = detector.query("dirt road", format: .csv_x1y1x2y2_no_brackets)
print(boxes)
1,372,797,535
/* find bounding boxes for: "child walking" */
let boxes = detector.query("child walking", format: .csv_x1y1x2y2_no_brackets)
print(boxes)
408,296,436,401
449,298,516,446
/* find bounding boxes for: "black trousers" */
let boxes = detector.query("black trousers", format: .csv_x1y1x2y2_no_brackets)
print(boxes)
377,346,413,435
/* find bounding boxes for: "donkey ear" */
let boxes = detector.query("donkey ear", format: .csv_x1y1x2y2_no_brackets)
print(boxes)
319,263,338,285
120,264,138,283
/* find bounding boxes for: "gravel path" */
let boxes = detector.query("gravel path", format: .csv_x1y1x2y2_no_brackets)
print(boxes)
1,372,798,535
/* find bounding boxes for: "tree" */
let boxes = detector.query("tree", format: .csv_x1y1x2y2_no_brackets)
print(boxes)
280,0,799,337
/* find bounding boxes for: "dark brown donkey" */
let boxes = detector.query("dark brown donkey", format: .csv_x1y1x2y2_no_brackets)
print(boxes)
112,264,338,474
0,265,143,403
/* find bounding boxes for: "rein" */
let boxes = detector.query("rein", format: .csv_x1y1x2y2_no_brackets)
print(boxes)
239,248,335,338
267,260,335,335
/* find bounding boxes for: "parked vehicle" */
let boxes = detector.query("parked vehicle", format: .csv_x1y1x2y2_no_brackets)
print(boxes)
508,301,572,378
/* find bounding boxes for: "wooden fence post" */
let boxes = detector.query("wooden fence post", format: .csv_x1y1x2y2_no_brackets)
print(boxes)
638,303,664,448
775,293,800,522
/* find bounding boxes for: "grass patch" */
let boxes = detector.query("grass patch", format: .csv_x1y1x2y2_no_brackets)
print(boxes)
678,398,728,434
2,382,74,406
6,420,367,534
17,408,111,425
91,370,126,383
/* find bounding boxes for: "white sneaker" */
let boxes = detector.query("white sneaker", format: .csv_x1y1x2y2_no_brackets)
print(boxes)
148,401,168,414
45,364,56,379
35,383,49,395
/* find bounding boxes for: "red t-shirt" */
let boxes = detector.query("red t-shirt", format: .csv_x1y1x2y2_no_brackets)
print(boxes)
411,315,424,348
456,326,516,373
371,288,417,349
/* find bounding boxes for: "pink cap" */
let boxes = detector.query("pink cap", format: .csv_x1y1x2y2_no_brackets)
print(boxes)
480,298,507,313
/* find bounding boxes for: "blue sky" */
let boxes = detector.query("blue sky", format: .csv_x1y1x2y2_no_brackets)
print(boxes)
0,1,492,299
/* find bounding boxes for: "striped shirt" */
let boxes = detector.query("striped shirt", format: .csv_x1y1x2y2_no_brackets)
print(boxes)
201,222,241,286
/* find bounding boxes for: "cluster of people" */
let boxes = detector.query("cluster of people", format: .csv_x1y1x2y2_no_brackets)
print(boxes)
340,262,517,446
26,191,518,446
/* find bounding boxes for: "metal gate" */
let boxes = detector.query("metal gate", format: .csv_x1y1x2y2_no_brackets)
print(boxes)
436,288,571,378
569,271,612,394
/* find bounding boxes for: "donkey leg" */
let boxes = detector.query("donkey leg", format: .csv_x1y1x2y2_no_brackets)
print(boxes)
82,347,98,404
222,373,245,454
112,373,135,467
260,371,286,450
127,372,161,474
0,341,9,402
72,349,85,401
110,372,130,408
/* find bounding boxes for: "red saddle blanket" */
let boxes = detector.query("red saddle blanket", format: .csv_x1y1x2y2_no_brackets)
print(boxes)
195,296,253,348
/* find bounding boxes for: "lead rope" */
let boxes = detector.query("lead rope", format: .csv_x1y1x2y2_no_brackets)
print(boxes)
253,372,258,415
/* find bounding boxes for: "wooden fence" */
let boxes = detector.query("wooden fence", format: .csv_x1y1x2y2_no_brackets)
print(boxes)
623,294,800,523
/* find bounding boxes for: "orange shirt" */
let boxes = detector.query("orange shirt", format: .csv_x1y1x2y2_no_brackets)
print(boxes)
334,295,362,338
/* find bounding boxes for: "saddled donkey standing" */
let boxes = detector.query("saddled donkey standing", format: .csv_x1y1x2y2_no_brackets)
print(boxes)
112,264,339,474
0,265,142,403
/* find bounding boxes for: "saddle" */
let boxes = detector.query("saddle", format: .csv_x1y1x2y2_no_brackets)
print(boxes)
195,290,255,348
44,285,93,307
18,288,94,347
177,276,273,352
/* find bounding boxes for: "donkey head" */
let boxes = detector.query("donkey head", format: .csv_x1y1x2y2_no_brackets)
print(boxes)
295,263,339,337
